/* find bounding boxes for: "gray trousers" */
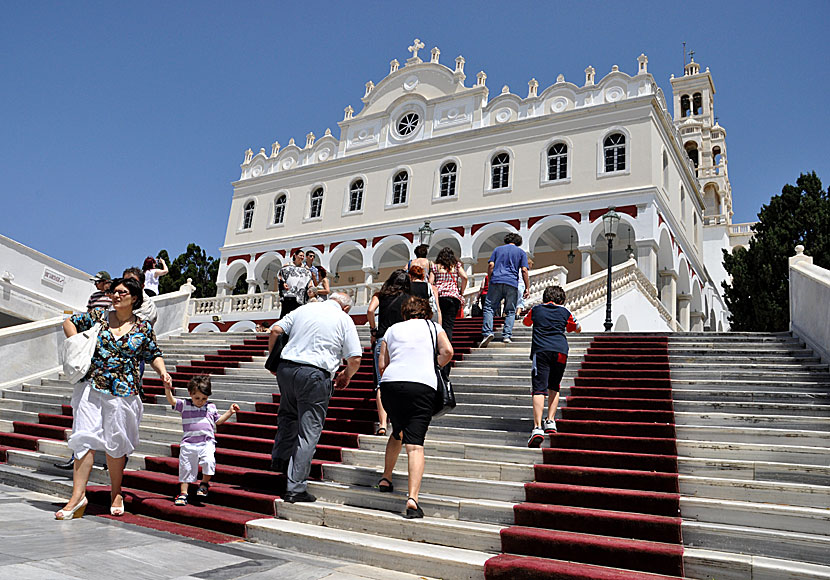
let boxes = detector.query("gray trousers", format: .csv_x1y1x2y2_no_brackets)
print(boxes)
272,361,332,494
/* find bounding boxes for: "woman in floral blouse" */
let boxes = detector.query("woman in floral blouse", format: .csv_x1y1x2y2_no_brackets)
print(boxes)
55,277,172,520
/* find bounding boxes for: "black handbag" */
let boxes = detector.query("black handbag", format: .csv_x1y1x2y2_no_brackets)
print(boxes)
264,332,289,373
427,321,456,418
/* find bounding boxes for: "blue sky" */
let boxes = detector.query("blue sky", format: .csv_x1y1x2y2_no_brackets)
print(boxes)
2,1,828,275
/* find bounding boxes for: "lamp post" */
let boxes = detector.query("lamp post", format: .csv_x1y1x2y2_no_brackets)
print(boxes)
602,208,621,331
418,220,435,247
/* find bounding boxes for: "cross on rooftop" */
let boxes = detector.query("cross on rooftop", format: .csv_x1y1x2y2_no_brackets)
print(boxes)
408,38,425,60
689,50,695,61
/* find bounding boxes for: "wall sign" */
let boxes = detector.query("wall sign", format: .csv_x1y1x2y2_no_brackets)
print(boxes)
42,267,66,289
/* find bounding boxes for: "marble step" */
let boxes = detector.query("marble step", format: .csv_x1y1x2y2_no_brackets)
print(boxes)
677,425,830,447
274,499,504,553
683,547,830,580
674,411,830,431
682,520,830,567
340,448,534,482
303,479,516,525
679,476,830,510
246,517,489,580
678,456,830,487
321,463,526,504
355,434,543,465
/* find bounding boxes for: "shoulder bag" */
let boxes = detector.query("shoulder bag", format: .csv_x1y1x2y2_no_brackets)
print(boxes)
427,320,456,418
59,314,102,384
264,331,289,373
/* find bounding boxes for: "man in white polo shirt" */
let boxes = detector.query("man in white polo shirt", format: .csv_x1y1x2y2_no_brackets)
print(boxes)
267,292,362,502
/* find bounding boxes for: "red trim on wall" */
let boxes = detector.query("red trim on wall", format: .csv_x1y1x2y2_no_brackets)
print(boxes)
527,216,545,229
658,213,664,227
254,252,265,260
328,241,341,251
402,232,414,242
470,223,486,235
589,205,638,222
225,255,250,265
313,244,325,252
450,226,465,236
564,212,582,223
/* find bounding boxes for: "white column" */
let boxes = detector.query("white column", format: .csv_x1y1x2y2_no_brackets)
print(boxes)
461,256,476,280
658,271,677,323
690,311,704,332
216,282,231,297
246,280,258,294
677,293,691,331
635,240,658,287
579,247,593,278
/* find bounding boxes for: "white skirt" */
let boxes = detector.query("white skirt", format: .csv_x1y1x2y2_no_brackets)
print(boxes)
67,381,144,459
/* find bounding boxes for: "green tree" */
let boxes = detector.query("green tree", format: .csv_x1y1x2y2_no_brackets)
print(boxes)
722,172,830,331
157,244,219,298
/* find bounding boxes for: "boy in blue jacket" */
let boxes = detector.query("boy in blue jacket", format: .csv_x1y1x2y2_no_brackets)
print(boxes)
522,285,581,447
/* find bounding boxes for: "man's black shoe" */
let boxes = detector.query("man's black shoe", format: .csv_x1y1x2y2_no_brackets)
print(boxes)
283,491,316,503
54,458,74,470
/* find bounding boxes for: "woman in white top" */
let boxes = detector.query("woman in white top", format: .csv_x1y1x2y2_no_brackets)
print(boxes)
376,295,453,518
142,257,168,296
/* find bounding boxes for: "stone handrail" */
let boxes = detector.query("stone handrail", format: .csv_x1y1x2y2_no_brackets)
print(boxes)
462,265,568,315
0,282,193,390
563,259,675,329
190,282,384,315
789,246,830,364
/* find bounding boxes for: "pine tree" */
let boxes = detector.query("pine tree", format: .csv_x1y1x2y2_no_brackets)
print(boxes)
722,172,830,331
156,244,219,298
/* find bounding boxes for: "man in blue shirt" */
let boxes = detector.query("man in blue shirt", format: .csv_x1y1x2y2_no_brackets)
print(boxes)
479,233,530,346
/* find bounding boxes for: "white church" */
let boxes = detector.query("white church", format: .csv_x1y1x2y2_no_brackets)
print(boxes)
185,40,751,333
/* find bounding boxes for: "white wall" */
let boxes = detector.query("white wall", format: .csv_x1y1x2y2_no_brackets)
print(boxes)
702,224,730,295
790,249,830,364
0,285,193,389
579,286,673,332
0,234,93,322
0,317,64,389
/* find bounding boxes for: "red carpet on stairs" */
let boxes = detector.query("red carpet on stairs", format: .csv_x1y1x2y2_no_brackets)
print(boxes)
485,334,685,580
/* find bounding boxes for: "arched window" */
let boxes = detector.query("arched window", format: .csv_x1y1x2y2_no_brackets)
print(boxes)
603,133,626,172
547,143,568,181
680,186,687,222
662,150,669,191
392,171,408,205
680,94,691,118
242,201,254,229
491,153,510,189
309,188,323,219
439,162,457,197
693,92,703,115
348,179,364,212
273,195,286,225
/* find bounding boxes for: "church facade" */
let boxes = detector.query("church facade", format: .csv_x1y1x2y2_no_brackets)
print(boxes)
205,41,738,332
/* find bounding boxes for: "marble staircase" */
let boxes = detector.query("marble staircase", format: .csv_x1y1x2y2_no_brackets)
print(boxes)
1,328,829,579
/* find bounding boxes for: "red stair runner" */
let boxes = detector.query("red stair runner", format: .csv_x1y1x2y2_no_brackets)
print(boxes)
485,334,685,579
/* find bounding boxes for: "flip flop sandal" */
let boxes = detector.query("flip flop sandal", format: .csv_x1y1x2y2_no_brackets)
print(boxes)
196,483,210,498
377,477,394,493
174,493,188,506
375,427,387,436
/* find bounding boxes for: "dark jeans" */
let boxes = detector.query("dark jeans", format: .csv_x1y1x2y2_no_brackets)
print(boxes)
271,361,332,494
437,297,460,381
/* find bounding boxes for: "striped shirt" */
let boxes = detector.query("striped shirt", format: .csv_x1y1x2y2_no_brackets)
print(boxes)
173,398,220,444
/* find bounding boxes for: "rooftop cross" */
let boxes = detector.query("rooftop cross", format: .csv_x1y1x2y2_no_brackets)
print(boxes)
688,50,695,61
408,38,425,61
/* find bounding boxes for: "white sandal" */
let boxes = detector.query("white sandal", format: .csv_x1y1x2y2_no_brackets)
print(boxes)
55,497,88,520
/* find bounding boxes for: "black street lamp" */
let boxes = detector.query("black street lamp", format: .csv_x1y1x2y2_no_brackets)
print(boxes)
602,208,621,331
418,220,435,247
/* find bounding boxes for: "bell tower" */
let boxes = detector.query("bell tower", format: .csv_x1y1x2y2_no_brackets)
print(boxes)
670,54,732,224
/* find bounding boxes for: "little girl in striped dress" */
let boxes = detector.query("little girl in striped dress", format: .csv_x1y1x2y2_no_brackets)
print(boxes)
164,374,239,506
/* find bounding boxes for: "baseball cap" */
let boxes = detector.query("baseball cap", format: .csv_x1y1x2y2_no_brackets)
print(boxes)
90,271,112,282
